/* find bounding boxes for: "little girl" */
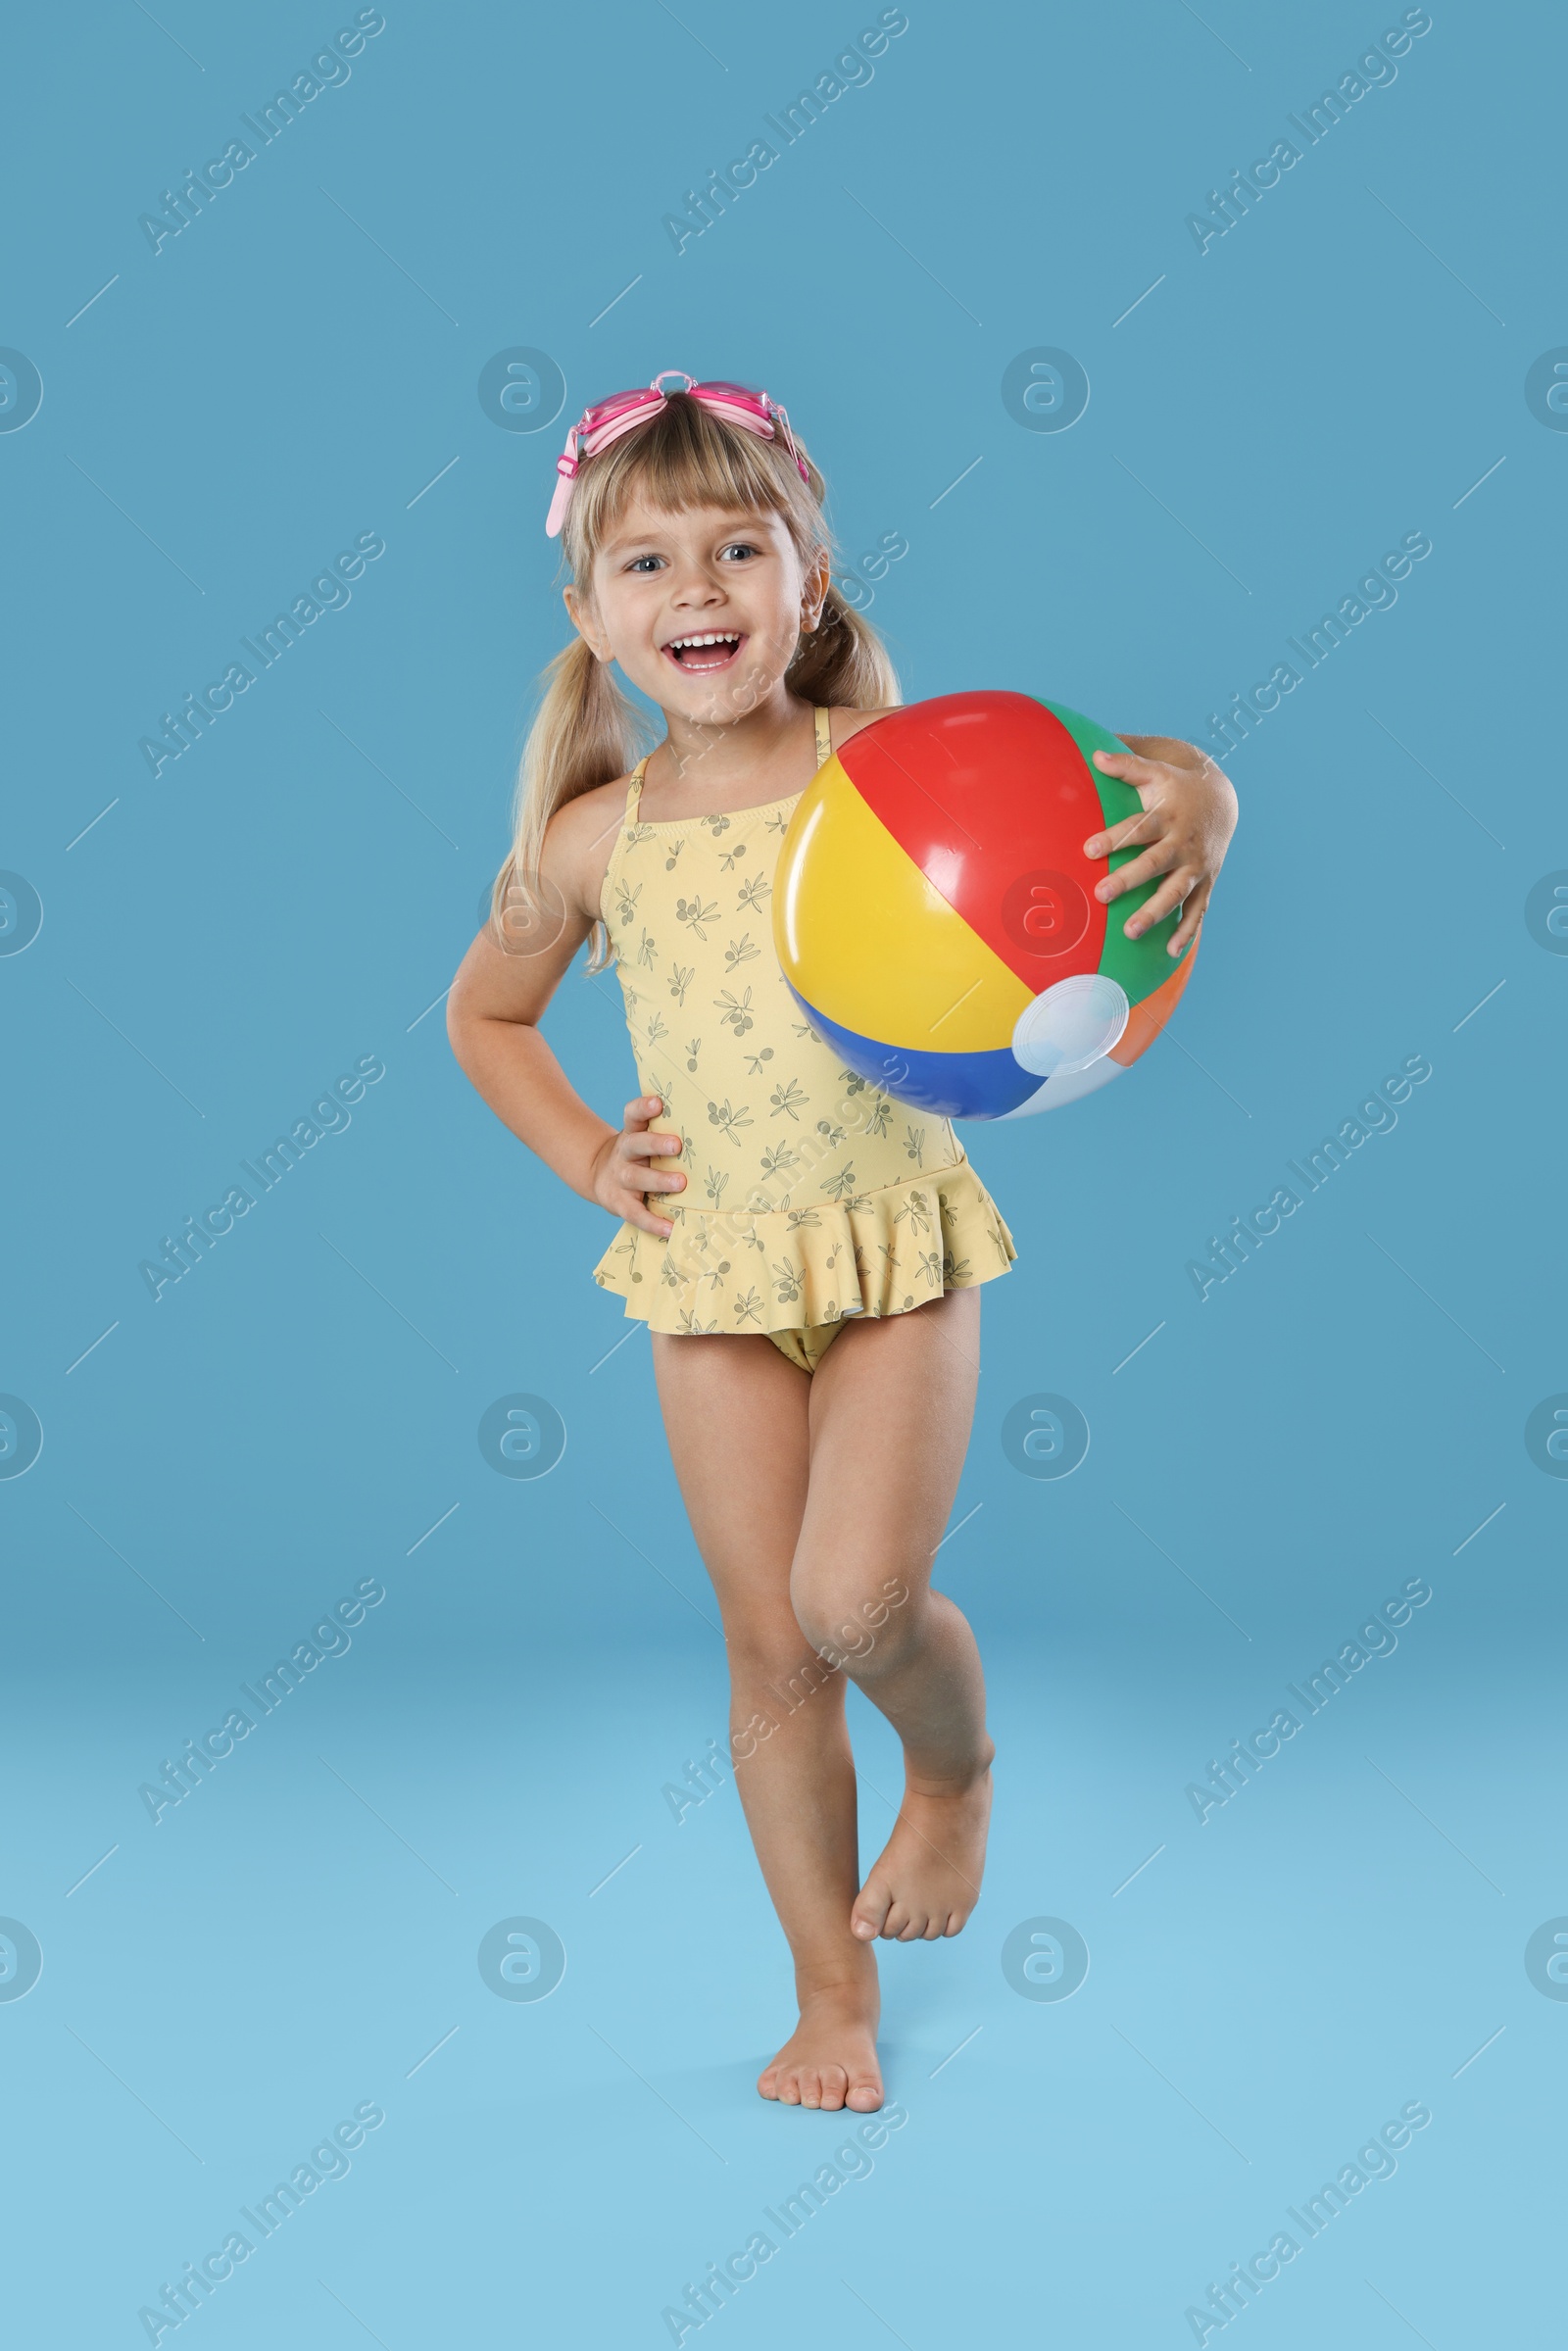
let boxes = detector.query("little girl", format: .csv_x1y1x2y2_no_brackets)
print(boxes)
449,372,1236,2114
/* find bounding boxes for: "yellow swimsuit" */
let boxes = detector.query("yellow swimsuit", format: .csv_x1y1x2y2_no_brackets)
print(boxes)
592,707,1017,1373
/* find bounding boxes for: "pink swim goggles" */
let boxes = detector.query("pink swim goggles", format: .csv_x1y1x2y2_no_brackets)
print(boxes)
545,370,809,538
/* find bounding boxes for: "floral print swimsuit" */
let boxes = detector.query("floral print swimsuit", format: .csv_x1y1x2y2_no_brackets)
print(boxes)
591,708,1016,1373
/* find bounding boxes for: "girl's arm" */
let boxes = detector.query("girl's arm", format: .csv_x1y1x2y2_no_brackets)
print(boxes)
1087,734,1239,955
446,796,688,1238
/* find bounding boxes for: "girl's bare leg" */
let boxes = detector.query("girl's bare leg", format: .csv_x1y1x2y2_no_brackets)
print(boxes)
795,1290,992,1943
651,1289,989,2110
652,1329,879,2111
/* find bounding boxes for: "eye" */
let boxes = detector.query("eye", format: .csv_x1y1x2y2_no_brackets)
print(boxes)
625,554,665,574
719,541,760,563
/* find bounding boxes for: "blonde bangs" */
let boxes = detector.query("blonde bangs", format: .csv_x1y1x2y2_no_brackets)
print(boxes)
563,394,825,575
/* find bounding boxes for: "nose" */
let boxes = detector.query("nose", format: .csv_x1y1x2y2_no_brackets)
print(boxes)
666,557,727,608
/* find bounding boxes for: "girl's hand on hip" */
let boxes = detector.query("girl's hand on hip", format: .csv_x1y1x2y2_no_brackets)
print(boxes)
592,1097,687,1236
1085,746,1239,957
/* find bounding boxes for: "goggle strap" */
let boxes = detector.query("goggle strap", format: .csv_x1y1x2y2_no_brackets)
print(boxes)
545,374,810,536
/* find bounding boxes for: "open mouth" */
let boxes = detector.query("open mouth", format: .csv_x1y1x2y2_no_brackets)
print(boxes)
662,631,745,673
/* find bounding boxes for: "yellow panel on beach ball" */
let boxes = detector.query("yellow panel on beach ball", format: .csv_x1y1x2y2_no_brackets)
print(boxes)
774,759,1032,1055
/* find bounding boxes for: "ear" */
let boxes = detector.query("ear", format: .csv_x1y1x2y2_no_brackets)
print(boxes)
800,547,831,633
564,583,612,664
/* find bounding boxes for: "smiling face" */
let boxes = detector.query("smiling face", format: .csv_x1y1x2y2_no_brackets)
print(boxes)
566,495,827,726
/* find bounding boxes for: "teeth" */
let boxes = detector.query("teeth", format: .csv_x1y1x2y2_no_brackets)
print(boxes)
669,633,739,650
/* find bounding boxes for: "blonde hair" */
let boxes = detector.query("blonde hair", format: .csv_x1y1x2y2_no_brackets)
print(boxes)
491,391,900,970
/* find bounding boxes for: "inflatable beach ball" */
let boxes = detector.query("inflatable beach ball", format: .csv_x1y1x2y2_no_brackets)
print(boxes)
774,690,1200,1119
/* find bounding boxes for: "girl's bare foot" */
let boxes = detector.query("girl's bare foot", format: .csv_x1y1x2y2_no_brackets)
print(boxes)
851,1763,993,1941
758,1979,883,2111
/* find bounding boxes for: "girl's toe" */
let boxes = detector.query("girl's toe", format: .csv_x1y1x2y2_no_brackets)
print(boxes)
851,1884,890,1940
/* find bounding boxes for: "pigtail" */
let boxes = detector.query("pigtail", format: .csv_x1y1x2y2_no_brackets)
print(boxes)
494,635,650,972
788,580,900,710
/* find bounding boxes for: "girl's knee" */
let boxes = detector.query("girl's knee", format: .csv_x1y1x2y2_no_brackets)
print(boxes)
724,1616,831,1694
790,1565,919,1677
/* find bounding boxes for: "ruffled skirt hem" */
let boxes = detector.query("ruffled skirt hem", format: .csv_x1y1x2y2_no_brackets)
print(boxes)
590,1153,1016,1339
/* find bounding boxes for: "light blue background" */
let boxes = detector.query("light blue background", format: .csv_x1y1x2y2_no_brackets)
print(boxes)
3,2,1562,2343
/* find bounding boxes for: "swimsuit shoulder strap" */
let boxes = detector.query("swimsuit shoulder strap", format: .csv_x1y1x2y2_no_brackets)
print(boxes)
625,754,652,817
813,707,833,768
